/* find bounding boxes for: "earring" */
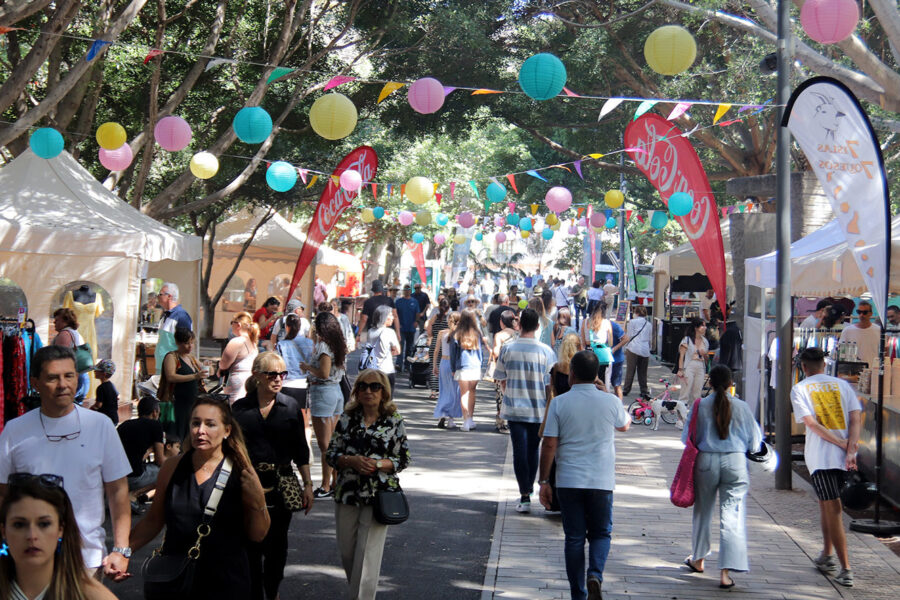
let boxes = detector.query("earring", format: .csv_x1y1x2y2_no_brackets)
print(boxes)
0,540,8,556
56,537,62,554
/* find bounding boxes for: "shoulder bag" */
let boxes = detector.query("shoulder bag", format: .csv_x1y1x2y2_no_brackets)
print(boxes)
142,457,233,600
670,399,701,508
258,463,305,512
588,329,613,365
63,329,93,373
374,486,409,525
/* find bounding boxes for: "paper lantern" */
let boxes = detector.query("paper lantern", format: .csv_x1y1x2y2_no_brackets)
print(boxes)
668,192,693,217
154,116,192,151
518,299,528,309
590,211,606,228
545,213,559,226
407,77,445,114
644,25,697,76
532,218,545,233
605,189,624,209
412,232,425,244
415,211,432,226
506,213,521,226
651,210,669,230
454,234,467,245
457,211,475,228
406,176,433,205
520,219,533,232
578,217,587,227
568,224,578,235
233,107,273,144
309,93,357,140
266,161,297,192
29,128,64,159
496,231,507,244
801,0,858,44
434,233,446,245
339,169,362,191
398,210,415,226
475,232,483,241
493,215,505,228
518,53,567,101
487,182,507,203
96,122,126,150
593,226,605,234
605,216,617,229
361,208,375,223
99,144,133,171
435,213,449,226
190,152,219,179
550,221,560,231
541,229,554,240
545,186,572,212
521,230,531,238
373,207,385,220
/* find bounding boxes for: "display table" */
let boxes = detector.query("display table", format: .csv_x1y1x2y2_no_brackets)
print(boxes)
857,393,900,509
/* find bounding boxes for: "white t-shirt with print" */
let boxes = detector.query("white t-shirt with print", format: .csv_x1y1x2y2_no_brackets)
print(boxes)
370,327,400,374
790,373,862,474
0,405,131,568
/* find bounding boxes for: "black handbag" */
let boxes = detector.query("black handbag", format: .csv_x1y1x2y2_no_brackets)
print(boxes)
373,488,409,525
142,457,233,600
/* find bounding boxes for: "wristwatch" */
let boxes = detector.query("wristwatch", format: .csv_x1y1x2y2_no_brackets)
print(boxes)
375,459,385,470
538,479,550,485
111,546,132,558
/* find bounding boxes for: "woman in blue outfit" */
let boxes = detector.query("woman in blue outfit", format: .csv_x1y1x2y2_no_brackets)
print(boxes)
452,309,491,431
683,365,761,589
433,312,462,428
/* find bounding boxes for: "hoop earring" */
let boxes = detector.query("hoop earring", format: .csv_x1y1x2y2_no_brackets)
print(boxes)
56,537,62,554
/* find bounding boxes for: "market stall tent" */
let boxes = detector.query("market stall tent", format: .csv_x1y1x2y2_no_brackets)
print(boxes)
207,208,363,338
0,149,202,402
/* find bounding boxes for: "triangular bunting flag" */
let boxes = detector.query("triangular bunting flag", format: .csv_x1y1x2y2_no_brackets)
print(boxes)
506,174,518,194
750,99,773,116
717,119,742,127
666,102,691,121
625,209,633,222
525,170,547,182
549,165,572,173
738,204,746,213
588,153,604,159
713,103,732,124
471,89,503,95
573,160,584,180
530,204,538,215
371,183,377,201
507,202,516,213
468,181,480,198
401,184,406,197
443,86,457,96
562,87,580,97
143,48,163,64
0,27,25,34
435,193,442,206
450,181,456,200
297,168,308,184
433,183,439,195
576,207,585,218
633,100,657,120
598,98,624,121
604,209,612,219
204,57,234,72
377,82,405,103
330,175,340,188
267,67,294,84
484,200,491,213
388,184,394,196
624,147,647,154
637,215,644,223
324,75,356,90
306,175,318,189
86,40,112,61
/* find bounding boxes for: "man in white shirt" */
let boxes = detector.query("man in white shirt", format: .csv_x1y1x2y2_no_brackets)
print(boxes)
602,278,618,310
790,347,861,588
699,289,715,321
539,350,629,599
553,278,571,314
838,300,881,367
800,300,831,329
0,346,133,579
622,305,652,399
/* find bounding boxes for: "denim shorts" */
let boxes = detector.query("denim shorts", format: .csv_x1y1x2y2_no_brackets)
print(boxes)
309,383,344,418
610,362,624,387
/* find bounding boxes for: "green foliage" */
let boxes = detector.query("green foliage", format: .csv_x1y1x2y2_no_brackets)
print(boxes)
554,235,583,271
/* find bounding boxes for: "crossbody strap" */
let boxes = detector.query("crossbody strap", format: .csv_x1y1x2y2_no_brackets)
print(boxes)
187,457,233,560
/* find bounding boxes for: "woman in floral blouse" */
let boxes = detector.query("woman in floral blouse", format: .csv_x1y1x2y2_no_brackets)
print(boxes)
326,369,411,600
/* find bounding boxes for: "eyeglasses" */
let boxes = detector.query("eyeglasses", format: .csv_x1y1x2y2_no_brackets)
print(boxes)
262,371,288,379
39,410,80,442
8,473,64,489
356,381,384,393
157,292,171,297
857,310,871,315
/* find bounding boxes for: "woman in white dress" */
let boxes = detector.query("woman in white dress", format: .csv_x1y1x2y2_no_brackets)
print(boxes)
218,311,259,404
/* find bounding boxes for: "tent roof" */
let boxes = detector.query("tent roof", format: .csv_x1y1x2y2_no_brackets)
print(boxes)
0,149,200,262
744,220,843,289
214,208,362,272
652,217,733,278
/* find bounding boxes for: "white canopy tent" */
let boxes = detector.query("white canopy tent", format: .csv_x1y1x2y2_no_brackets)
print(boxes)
0,149,201,402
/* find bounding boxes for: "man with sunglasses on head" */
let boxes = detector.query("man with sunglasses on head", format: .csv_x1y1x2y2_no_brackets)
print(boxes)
0,345,133,582
838,300,881,368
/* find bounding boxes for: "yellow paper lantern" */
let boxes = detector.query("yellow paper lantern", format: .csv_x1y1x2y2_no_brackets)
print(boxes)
415,211,432,226
550,221,560,231
309,93,358,140
644,25,697,76
605,189,624,208
96,122,127,150
406,176,433,205
521,230,531,238
545,213,559,226
593,226,605,234
189,152,219,179
361,208,375,223
453,234,466,245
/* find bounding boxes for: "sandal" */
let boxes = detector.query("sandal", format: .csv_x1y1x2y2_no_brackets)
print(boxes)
683,557,703,573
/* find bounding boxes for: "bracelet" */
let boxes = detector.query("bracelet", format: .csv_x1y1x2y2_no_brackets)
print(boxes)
252,505,268,512
302,480,313,486
538,479,551,485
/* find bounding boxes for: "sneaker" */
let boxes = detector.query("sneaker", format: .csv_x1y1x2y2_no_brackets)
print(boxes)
833,569,853,587
313,487,334,499
515,500,531,513
460,419,471,432
675,421,684,430
587,575,602,599
814,553,839,576
437,418,447,429
466,418,477,430
446,418,457,430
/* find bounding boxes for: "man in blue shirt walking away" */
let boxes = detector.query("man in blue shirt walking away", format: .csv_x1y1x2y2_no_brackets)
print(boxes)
395,284,421,372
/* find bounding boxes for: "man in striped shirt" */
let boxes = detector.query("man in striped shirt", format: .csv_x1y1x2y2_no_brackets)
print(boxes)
493,308,556,513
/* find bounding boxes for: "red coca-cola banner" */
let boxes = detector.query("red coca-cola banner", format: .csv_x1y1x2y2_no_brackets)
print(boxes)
287,146,378,301
406,242,427,285
625,114,727,309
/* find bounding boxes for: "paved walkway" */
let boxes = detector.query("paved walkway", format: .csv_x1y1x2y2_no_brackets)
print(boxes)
481,403,900,600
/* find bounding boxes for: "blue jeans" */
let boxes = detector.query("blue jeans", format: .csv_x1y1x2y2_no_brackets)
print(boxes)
507,421,541,496
397,330,416,371
557,488,613,600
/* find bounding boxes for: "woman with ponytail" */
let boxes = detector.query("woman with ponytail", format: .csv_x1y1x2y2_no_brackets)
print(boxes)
682,365,761,589
219,311,260,404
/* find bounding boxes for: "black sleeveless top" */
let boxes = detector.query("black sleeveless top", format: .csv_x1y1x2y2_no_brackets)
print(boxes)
161,450,250,599
552,367,572,396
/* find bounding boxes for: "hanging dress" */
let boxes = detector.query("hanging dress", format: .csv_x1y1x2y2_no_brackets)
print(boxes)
64,290,105,399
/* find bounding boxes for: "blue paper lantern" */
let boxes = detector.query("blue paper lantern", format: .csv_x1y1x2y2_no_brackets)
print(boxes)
668,192,693,217
486,182,507,203
605,216,617,229
518,53,567,101
650,210,669,230
520,219,533,232
412,232,425,244
373,206,385,220
541,228,554,240
233,107,273,144
475,232,483,241
266,161,297,192
435,213,449,226
506,213,521,226
29,128,64,159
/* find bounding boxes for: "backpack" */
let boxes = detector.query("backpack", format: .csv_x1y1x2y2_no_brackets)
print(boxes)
358,334,378,371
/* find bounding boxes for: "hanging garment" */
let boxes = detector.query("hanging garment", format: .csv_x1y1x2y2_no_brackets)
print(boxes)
22,329,43,393
64,290,105,399
3,334,26,422
0,330,5,434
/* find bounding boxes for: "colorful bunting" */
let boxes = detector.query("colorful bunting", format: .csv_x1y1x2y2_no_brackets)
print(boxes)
401,184,406,197
204,57,235,72
443,86,457,96
468,181,480,198
330,175,340,188
713,103,733,124
530,204,538,215
471,89,503,95
435,192,442,206
324,75,356,90
306,175,318,189
626,209,633,222
623,147,647,154
562,87,580,97
0,27,25,34
717,119,742,127
598,98,624,121
637,215,644,223
573,160,584,180
297,168,308,184
143,48,163,64
507,201,516,213
525,170,547,182
549,164,572,173
667,102,691,121
721,207,728,219
266,67,295,84
450,181,456,200
506,174,518,194
633,100,657,120
588,153,604,159
377,82,405,103
86,40,112,61
371,183,377,200
576,207,585,218
388,184,394,196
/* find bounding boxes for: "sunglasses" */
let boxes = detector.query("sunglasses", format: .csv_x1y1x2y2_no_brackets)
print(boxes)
262,371,288,379
8,473,64,489
857,310,872,315
356,381,384,393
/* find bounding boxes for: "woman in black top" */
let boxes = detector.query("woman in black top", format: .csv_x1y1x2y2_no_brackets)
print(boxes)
426,298,450,400
233,352,314,600
161,328,205,443
130,396,269,600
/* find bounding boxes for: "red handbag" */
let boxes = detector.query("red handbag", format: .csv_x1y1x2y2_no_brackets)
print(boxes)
670,399,702,508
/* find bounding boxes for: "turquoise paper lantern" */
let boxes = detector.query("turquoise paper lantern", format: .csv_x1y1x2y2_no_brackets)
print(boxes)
475,232,483,241
520,219,533,232
266,161,297,192
435,213,449,226
373,207,385,220
233,107,273,144
518,53,567,101
605,216,617,229
506,213,521,226
486,182,507,203
668,192,693,217
412,232,425,244
650,210,669,230
541,229,554,240
29,128,64,159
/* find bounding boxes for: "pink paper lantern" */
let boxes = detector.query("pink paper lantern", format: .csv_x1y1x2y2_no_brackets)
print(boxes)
545,186,572,213
407,77,445,114
154,116,192,151
99,144,133,171
800,0,858,44
434,233,446,246
494,215,505,228
398,210,415,226
590,211,606,228
568,224,579,235
339,169,362,191
457,211,475,228
577,217,587,227
495,231,507,244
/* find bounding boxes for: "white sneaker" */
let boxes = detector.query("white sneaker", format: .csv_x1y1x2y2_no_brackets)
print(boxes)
675,421,684,430
460,419,471,431
515,500,531,513
446,418,457,430
467,418,477,430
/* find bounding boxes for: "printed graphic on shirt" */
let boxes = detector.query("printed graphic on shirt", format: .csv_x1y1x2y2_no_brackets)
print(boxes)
808,382,846,430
